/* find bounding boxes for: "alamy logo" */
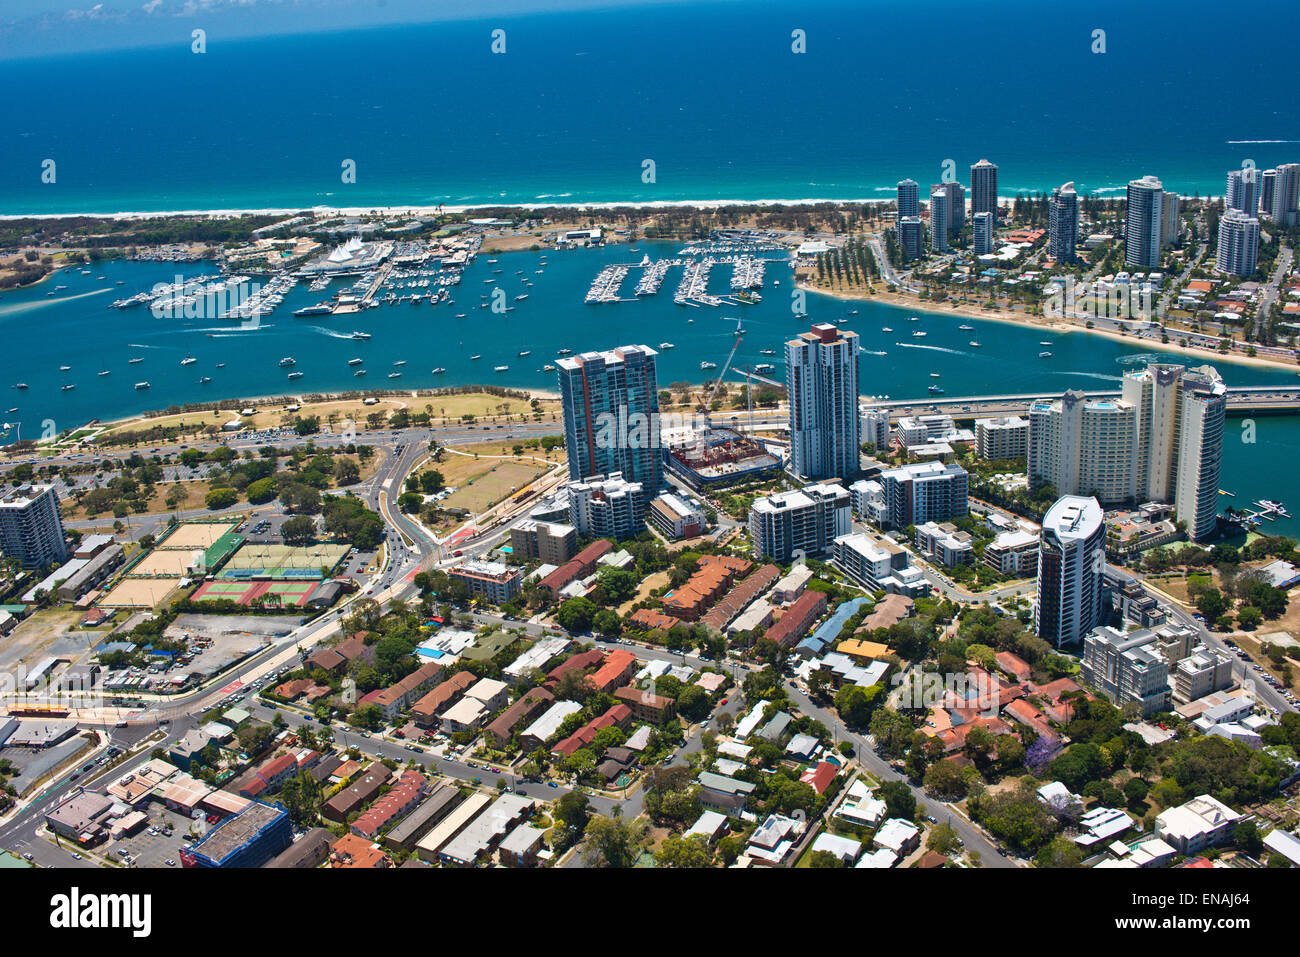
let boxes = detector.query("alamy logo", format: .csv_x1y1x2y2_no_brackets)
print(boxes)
50,888,152,938
593,409,710,452
149,274,264,320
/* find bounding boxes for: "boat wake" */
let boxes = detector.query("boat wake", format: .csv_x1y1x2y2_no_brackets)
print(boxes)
0,287,110,317
893,342,977,359
1058,370,1124,383
308,326,356,340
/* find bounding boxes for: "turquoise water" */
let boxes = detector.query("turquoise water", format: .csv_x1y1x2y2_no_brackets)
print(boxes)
2,242,1298,532
2,0,1298,213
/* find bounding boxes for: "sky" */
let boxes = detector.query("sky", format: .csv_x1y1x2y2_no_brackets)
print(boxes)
0,0,722,58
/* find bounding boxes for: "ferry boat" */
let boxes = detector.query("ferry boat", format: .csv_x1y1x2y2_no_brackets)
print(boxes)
134,381,150,390
387,372,402,379
180,355,197,366
350,331,371,340
755,363,776,374
432,367,446,375
294,304,332,317
278,357,296,367
348,358,364,366
287,371,304,380
1039,351,1052,358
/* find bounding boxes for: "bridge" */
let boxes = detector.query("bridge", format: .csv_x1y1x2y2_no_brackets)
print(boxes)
862,386,1300,418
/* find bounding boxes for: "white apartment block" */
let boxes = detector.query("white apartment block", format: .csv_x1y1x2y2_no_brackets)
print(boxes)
914,521,974,567
859,406,892,451
0,484,68,569
1079,623,1171,715
1035,496,1106,648
974,415,1029,460
567,472,646,540
983,528,1039,575
749,483,851,562
831,533,929,597
1028,363,1226,541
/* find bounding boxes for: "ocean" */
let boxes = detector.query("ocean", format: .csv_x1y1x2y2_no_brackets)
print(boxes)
2,0,1299,214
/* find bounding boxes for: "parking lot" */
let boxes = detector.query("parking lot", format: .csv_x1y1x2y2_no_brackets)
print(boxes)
104,806,203,868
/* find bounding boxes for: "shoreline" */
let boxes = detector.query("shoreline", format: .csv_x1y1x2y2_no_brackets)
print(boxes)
0,193,1228,223
86,385,562,437
801,282,1300,376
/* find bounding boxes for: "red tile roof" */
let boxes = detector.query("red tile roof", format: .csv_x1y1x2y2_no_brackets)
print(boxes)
799,760,837,795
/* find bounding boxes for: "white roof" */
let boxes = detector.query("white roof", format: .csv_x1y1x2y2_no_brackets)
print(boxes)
874,818,919,853
1156,795,1241,840
1264,829,1300,865
855,848,898,868
811,832,862,861
467,677,507,703
521,700,582,741
441,697,487,726
685,810,728,841
734,700,769,739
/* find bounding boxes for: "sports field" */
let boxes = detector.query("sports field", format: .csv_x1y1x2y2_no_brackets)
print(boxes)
98,578,179,608
130,549,205,577
440,460,549,514
158,521,241,550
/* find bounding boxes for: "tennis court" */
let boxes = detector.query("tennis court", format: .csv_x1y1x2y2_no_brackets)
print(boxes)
220,544,350,580
191,579,320,607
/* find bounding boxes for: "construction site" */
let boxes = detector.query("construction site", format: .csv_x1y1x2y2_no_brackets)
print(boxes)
665,315,785,490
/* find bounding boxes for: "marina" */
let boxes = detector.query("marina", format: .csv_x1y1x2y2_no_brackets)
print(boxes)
7,242,1300,535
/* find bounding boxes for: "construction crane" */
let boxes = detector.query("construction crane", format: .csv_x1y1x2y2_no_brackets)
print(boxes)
699,316,745,431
